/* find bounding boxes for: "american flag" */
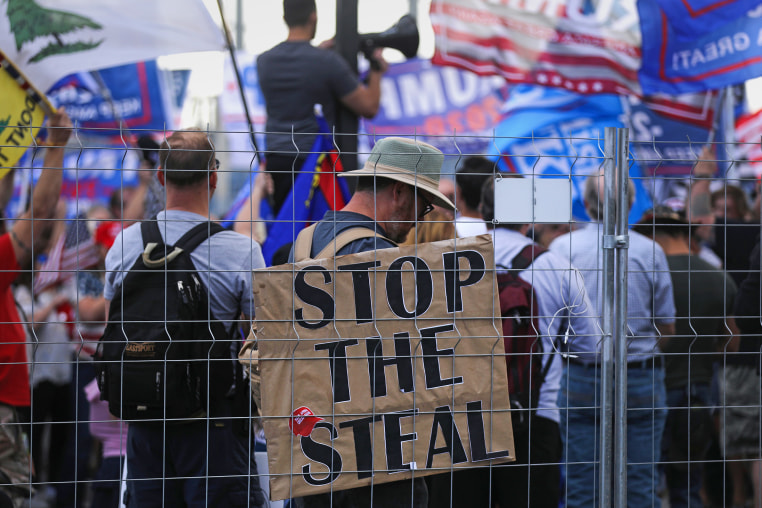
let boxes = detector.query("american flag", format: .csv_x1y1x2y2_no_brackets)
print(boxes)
33,216,101,294
431,0,642,96
734,110,762,177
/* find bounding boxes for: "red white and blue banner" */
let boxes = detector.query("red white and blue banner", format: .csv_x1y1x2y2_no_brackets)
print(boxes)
432,0,762,97
7,147,140,220
638,1,762,94
430,0,642,96
734,108,762,178
47,60,179,134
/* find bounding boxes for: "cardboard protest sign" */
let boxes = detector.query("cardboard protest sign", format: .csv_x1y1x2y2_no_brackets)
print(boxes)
253,235,515,500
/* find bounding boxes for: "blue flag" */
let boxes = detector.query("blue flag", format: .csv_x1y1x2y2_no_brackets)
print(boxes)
260,118,351,266
488,85,652,224
48,60,174,134
638,0,762,94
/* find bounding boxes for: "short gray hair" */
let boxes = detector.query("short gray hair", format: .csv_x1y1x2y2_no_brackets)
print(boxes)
583,170,635,221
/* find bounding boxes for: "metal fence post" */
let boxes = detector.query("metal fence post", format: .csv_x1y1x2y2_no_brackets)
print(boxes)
614,127,630,508
601,127,630,507
600,127,617,508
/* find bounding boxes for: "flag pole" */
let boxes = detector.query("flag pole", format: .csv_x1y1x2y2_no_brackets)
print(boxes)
216,0,261,163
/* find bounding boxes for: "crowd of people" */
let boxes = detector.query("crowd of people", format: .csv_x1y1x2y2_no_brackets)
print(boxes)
2,116,760,508
1,1,761,507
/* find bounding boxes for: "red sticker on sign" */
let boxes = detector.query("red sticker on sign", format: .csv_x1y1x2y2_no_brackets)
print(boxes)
289,406,324,437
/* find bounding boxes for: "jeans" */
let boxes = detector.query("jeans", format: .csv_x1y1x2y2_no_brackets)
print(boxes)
559,362,667,508
126,414,265,508
663,383,712,508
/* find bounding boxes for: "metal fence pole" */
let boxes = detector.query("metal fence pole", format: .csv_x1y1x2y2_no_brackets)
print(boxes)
601,127,631,507
600,127,617,508
614,127,630,508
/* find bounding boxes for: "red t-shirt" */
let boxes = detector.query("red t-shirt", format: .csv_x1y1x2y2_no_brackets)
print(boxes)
0,233,30,407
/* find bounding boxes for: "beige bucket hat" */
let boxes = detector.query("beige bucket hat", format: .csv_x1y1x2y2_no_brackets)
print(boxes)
340,137,455,210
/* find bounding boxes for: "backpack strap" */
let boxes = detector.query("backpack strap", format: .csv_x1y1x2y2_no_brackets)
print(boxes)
314,228,389,259
508,242,554,381
293,224,393,261
141,220,225,269
293,224,318,262
510,243,546,271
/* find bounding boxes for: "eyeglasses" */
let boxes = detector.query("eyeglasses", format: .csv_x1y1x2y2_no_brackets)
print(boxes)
214,159,220,170
419,196,434,218
408,185,434,218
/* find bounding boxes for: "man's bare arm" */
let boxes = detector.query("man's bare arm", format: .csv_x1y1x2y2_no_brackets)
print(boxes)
10,110,72,266
686,146,715,221
340,49,387,119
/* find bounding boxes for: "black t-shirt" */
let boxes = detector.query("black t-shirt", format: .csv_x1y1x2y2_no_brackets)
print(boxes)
711,217,760,287
663,254,737,388
732,242,762,366
257,41,359,154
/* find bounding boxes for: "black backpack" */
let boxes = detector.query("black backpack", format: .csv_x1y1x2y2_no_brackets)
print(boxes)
95,220,236,422
496,244,551,427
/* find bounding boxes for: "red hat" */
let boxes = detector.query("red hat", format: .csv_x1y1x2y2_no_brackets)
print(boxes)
95,221,122,249
289,406,323,437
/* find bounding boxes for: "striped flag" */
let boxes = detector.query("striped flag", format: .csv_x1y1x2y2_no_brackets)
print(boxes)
430,0,642,96
734,109,762,176
34,216,100,294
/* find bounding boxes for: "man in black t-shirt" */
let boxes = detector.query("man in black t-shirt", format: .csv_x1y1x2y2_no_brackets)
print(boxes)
258,0,387,213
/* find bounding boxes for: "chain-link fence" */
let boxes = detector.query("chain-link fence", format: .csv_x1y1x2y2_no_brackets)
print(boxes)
1,125,759,508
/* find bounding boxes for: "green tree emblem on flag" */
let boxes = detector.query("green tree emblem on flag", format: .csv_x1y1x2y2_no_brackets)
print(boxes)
5,0,104,63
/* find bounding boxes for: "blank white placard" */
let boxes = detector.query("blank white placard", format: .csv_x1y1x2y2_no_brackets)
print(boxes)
494,176,572,223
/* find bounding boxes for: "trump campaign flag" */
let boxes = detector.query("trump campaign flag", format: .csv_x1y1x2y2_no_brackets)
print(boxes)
0,0,224,93
488,84,652,224
430,0,642,96
638,1,762,94
47,60,177,134
362,58,506,155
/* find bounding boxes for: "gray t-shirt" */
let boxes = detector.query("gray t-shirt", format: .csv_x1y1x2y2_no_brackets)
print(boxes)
104,210,265,329
257,41,359,154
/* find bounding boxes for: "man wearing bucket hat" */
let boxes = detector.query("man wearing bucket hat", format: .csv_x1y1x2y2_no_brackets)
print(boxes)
290,136,454,262
289,136,453,507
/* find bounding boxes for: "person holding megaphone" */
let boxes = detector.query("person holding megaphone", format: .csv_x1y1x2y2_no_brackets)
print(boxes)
258,0,389,215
